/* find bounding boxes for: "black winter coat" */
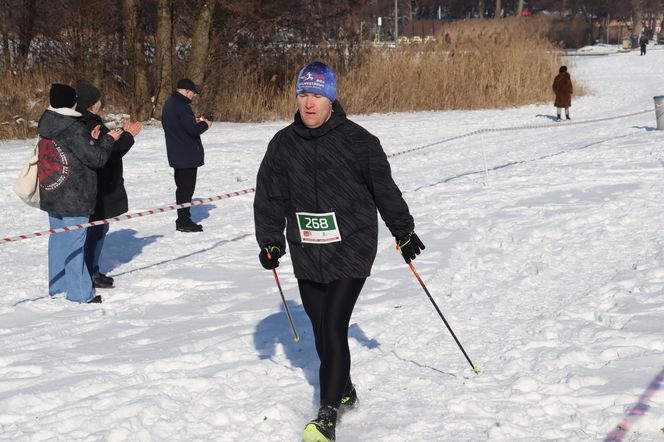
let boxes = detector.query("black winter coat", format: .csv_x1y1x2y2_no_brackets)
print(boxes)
161,91,208,168
80,111,134,220
254,101,414,283
37,108,114,216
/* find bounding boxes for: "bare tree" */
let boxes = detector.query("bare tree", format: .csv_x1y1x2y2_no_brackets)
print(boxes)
632,0,644,37
0,0,10,70
187,0,215,90
16,0,36,69
123,0,151,120
154,0,174,118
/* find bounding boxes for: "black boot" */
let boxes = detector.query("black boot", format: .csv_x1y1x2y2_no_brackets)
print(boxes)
340,384,358,409
176,219,203,233
303,405,337,442
93,274,114,289
566,114,571,120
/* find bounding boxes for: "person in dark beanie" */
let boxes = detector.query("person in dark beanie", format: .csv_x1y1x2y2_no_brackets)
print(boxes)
76,81,142,289
37,84,121,303
161,78,212,232
254,61,425,442
552,65,573,121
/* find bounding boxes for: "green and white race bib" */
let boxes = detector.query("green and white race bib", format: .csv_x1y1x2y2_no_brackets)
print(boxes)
296,211,342,244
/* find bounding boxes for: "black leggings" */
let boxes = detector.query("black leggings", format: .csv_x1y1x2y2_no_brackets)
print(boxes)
298,277,366,408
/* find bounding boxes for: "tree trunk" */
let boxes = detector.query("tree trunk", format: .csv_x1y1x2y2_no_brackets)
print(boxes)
154,0,174,119
632,0,644,38
17,0,36,69
494,0,501,18
517,0,524,16
478,0,485,18
0,0,10,70
123,0,151,120
186,0,215,91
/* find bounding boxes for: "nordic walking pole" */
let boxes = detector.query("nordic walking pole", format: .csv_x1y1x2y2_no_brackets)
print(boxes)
399,247,479,374
267,252,300,342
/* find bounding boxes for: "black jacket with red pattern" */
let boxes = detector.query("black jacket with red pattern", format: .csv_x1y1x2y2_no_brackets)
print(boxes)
37,107,114,216
254,100,414,283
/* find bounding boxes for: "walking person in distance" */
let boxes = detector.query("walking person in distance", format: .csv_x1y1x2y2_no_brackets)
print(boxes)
639,35,649,55
162,78,212,233
253,61,425,442
552,65,573,121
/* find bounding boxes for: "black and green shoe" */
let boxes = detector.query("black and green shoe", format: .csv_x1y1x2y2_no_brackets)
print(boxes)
340,385,358,409
303,405,337,442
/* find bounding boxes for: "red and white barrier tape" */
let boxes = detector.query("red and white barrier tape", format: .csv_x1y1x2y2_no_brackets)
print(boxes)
2,107,657,244
1,188,255,244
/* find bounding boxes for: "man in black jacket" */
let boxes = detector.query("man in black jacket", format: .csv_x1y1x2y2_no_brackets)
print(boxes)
161,78,212,232
254,61,425,442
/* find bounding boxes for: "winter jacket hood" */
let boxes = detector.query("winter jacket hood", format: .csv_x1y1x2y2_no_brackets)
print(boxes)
37,107,82,139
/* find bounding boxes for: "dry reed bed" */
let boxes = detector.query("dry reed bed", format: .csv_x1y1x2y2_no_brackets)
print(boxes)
0,17,581,139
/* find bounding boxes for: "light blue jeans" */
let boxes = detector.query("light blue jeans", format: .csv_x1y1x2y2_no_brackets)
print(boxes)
48,213,95,303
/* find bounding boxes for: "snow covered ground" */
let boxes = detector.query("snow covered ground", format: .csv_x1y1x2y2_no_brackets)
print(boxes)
1,46,664,441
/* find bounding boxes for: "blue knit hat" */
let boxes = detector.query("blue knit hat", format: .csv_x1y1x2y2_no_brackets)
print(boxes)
295,61,336,102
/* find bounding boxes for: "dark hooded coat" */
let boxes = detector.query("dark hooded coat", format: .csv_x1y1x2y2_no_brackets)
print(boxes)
79,110,135,220
552,72,573,108
254,101,414,283
37,108,114,216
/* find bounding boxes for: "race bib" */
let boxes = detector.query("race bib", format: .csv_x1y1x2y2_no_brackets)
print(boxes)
296,211,341,244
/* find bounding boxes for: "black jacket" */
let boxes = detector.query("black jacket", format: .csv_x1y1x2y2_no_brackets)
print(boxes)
37,108,114,216
161,91,208,168
254,101,414,283
80,110,135,220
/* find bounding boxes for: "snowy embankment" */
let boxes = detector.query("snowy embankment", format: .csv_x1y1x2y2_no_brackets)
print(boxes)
1,47,664,441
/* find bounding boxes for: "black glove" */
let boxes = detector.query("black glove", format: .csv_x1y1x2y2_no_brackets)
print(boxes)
259,244,285,270
396,231,425,263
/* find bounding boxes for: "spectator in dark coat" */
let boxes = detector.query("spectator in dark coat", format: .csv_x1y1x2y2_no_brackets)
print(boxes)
639,35,648,55
552,65,573,121
38,84,120,303
76,81,142,289
161,78,212,233
254,61,425,442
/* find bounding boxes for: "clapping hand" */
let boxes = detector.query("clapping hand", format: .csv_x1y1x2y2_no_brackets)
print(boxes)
123,120,142,137
91,124,101,140
107,129,123,141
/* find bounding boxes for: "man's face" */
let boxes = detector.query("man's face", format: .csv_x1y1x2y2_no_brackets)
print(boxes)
296,93,332,129
178,89,196,100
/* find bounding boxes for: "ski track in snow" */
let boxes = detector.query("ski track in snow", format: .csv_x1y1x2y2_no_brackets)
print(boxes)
1,47,664,440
